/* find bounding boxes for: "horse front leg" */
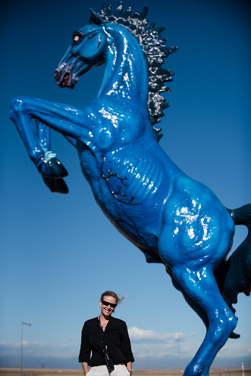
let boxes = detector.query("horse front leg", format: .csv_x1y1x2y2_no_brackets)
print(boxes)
9,96,91,193
31,119,70,193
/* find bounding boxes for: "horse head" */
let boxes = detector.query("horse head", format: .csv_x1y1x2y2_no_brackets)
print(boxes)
54,14,107,89
55,3,178,140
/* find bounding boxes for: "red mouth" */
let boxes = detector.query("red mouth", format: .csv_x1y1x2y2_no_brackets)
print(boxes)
62,72,70,87
54,69,75,89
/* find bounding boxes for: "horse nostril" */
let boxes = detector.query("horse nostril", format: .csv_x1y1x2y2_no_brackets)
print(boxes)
54,70,60,80
62,72,70,86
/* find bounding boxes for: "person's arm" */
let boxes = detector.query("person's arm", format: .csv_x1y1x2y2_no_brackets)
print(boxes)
79,322,91,371
126,361,133,375
81,362,89,375
120,322,134,367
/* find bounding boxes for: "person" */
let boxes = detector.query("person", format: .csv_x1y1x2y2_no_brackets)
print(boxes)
79,291,134,376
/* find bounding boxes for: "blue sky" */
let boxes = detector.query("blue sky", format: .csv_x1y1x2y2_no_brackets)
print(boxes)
0,0,250,371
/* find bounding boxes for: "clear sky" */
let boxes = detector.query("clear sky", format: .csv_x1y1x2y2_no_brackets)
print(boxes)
0,0,250,371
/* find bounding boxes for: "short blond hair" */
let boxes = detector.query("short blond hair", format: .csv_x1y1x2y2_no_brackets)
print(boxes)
100,290,125,305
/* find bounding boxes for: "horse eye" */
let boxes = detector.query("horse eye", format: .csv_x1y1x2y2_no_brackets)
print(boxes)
73,32,84,43
73,35,81,42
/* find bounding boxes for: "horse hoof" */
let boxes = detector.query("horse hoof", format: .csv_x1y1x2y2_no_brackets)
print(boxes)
42,176,69,194
229,331,240,339
47,157,68,178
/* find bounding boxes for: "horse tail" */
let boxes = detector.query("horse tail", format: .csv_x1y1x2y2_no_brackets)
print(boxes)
215,204,251,316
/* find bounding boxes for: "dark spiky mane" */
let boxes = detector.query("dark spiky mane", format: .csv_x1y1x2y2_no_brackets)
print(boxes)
90,1,178,141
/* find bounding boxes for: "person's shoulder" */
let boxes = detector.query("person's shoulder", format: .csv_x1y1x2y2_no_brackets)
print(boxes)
83,317,98,327
110,317,127,327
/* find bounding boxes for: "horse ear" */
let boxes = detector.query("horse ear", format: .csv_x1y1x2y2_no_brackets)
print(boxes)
89,9,104,25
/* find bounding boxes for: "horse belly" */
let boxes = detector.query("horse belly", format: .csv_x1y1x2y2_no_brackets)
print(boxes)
95,153,171,249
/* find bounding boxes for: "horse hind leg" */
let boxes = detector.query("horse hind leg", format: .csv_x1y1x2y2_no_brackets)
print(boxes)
172,265,237,376
221,204,251,307
171,275,209,332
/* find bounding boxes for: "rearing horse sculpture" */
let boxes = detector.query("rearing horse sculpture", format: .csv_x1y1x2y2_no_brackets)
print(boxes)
9,3,251,375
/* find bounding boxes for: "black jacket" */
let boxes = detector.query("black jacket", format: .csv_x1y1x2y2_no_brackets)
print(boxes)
79,316,134,366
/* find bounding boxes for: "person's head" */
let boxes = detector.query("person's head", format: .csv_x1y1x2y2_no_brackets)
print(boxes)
99,291,124,318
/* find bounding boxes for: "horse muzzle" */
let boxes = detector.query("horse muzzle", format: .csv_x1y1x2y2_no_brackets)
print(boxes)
54,66,79,89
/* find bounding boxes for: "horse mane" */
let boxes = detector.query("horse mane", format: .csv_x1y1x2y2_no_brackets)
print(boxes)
89,2,178,141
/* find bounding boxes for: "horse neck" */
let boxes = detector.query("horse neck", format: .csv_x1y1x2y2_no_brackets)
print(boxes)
98,25,148,104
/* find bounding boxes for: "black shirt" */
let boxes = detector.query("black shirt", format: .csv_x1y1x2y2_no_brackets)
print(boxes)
78,316,134,366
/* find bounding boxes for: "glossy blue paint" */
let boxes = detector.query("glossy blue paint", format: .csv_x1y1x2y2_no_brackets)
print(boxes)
9,3,251,375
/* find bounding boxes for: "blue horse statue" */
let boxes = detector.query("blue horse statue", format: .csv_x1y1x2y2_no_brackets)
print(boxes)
9,3,250,375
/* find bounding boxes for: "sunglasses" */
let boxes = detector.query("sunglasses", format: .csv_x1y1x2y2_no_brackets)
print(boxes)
101,299,117,309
